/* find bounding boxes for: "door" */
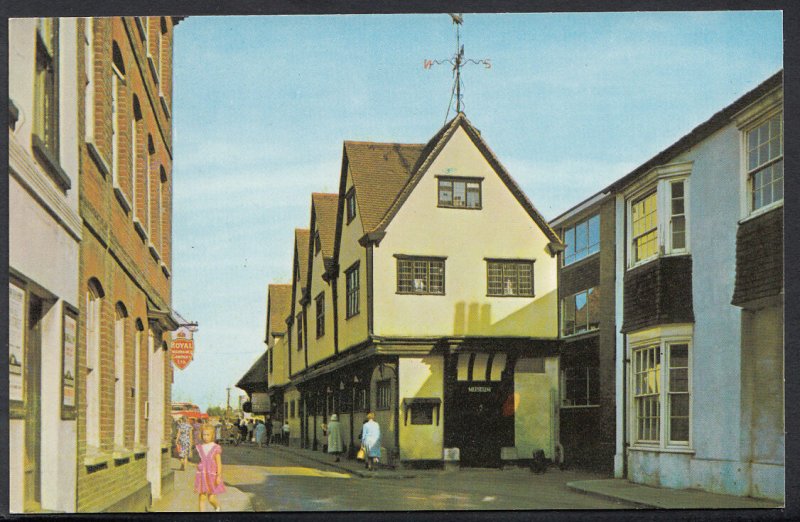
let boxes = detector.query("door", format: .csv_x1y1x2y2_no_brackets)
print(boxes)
451,384,506,468
24,295,43,512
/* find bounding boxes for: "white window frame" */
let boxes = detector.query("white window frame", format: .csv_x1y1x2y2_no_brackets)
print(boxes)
133,325,142,445
628,331,692,451
86,287,101,449
734,89,783,221
114,306,126,448
625,162,692,270
83,18,95,143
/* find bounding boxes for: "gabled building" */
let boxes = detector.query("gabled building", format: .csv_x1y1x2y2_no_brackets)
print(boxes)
552,70,783,501
270,113,565,468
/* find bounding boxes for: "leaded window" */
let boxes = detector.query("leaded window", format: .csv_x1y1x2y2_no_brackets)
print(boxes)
487,260,534,296
345,263,360,318
396,257,445,295
438,177,481,209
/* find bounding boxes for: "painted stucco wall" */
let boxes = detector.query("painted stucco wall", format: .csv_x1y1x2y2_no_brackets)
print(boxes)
398,356,444,461
514,356,559,459
337,169,369,351
372,127,558,339
307,223,335,367
8,17,81,514
270,336,288,387
284,387,301,443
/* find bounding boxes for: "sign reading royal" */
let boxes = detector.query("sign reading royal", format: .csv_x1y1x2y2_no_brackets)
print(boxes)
171,326,195,370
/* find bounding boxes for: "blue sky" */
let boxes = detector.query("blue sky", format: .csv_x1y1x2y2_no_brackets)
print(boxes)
169,12,782,411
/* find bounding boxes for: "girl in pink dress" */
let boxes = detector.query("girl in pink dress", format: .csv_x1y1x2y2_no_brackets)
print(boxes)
195,424,226,512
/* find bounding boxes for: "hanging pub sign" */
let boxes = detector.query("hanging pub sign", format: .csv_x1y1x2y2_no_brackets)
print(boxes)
171,326,195,370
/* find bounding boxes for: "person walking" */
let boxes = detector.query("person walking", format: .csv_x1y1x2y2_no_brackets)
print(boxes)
327,414,344,463
254,420,267,448
195,424,226,512
282,421,290,445
191,418,204,462
246,419,255,443
265,415,273,446
361,412,381,471
175,417,193,471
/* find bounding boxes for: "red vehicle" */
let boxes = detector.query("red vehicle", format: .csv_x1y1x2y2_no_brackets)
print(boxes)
171,402,209,422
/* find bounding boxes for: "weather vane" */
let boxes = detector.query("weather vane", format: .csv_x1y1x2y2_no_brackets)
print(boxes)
424,13,492,123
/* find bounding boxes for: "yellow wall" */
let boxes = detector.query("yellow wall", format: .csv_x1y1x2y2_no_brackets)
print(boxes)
284,386,301,438
337,169,369,352
398,356,444,460
269,336,289,387
289,242,305,377
372,127,559,338
307,224,335,366
514,356,559,459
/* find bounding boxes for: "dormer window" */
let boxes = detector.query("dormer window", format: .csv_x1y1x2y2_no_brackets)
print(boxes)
438,177,482,209
346,188,357,223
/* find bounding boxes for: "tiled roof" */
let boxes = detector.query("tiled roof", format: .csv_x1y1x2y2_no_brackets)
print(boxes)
374,113,562,244
236,351,268,391
312,193,339,259
343,142,425,233
267,284,292,337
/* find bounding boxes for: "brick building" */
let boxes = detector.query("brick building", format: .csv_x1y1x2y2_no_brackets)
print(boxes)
74,16,182,511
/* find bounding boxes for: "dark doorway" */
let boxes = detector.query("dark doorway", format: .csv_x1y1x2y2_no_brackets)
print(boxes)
449,381,514,468
24,295,43,512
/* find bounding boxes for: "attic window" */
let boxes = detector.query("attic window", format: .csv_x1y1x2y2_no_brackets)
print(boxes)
346,188,356,224
438,177,482,209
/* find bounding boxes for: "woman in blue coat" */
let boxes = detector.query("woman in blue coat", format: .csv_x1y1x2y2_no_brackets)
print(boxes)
360,412,381,471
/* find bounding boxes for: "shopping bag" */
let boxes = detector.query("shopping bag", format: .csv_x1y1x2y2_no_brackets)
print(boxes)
356,447,366,461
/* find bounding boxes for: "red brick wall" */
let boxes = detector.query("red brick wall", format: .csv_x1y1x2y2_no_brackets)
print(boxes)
77,16,177,512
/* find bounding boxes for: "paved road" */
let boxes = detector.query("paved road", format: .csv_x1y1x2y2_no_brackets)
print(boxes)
220,443,634,511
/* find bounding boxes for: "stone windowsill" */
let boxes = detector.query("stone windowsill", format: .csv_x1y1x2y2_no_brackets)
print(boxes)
86,141,110,178
113,185,132,214
149,243,161,262
628,445,695,455
31,133,71,191
133,218,148,242
83,447,112,467
160,94,171,119
133,444,148,457
147,55,160,85
112,447,134,460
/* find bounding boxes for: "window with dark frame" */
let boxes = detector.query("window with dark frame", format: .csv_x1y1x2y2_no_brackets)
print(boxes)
438,177,481,208
296,312,303,350
346,189,357,223
562,287,600,336
34,18,59,158
314,232,321,256
563,214,600,266
315,293,325,338
355,388,368,412
410,404,434,425
487,260,534,296
396,257,445,295
561,366,599,406
345,263,360,318
376,379,391,410
269,348,273,373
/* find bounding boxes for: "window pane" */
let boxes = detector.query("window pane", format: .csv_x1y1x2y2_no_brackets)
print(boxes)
466,182,481,208
574,291,588,332
453,181,466,207
398,260,412,292
588,215,600,254
563,296,576,336
672,216,685,250
488,262,503,295
575,221,588,255
564,228,575,265
587,287,599,330
438,179,452,206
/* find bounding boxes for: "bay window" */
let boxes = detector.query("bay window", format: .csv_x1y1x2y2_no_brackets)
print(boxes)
630,338,691,448
747,112,783,213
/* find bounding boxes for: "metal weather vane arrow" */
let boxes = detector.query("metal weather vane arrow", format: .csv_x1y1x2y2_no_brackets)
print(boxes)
424,13,492,123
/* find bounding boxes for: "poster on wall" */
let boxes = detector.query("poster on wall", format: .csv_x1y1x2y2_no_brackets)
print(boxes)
9,282,25,413
62,304,78,419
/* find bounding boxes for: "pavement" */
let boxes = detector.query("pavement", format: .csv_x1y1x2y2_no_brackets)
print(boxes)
150,458,254,513
150,443,785,512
